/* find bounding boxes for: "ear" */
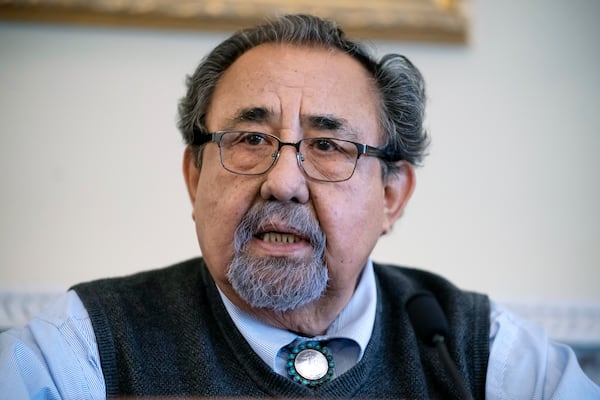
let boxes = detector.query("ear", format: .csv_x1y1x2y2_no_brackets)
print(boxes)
183,147,200,206
381,161,416,234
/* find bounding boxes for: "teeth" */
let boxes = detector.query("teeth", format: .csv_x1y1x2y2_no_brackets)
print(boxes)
261,232,301,243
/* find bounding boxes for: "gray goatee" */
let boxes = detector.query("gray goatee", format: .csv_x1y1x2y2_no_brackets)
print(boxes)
226,201,328,311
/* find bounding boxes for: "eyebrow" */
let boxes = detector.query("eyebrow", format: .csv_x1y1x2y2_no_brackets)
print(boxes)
305,115,344,130
304,114,360,141
223,106,272,129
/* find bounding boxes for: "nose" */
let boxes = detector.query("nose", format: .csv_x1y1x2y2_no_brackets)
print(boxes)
260,144,309,203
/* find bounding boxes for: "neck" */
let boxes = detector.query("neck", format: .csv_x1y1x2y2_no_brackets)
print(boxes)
225,287,354,337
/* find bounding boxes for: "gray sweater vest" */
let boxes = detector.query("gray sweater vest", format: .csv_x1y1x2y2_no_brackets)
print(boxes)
73,258,489,398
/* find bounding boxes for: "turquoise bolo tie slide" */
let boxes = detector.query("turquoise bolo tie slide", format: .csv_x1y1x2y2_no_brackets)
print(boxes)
286,340,335,387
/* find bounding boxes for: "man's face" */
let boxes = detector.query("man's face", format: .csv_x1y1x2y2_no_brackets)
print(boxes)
184,43,414,315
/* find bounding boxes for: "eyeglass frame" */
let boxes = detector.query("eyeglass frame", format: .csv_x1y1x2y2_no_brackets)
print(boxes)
191,128,400,183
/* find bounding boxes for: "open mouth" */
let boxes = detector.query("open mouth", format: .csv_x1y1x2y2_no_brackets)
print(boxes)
258,232,303,244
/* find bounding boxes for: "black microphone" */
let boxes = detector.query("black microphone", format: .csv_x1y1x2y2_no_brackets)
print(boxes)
406,292,474,400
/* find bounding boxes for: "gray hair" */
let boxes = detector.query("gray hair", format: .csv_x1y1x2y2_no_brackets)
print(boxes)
178,14,429,176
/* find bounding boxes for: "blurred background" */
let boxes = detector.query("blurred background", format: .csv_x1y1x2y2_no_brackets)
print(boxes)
0,0,599,381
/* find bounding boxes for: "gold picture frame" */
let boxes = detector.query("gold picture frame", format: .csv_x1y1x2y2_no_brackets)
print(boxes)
0,0,468,43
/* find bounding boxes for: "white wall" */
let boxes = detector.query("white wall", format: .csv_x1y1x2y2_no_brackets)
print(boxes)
1,1,599,303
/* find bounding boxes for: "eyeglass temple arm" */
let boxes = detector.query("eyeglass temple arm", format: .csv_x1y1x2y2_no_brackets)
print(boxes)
191,126,212,146
361,144,402,162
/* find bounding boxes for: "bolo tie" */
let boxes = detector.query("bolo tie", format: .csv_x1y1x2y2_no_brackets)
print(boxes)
285,340,335,387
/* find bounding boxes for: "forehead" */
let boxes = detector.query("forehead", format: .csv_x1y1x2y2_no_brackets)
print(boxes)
207,43,381,140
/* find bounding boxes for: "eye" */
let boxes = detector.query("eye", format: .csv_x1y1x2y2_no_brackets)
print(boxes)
304,138,357,160
312,138,339,152
241,132,268,146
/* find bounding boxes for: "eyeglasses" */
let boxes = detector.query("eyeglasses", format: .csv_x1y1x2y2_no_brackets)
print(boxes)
194,130,394,182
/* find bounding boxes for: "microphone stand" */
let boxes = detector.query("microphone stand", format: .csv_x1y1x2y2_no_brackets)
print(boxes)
432,333,474,400
406,292,475,400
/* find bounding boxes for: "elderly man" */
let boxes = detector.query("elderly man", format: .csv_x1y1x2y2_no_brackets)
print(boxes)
1,14,598,399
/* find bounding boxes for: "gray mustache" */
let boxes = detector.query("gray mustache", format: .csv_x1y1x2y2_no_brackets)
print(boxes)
234,201,326,255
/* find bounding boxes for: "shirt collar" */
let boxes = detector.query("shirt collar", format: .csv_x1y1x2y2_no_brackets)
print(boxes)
218,258,377,369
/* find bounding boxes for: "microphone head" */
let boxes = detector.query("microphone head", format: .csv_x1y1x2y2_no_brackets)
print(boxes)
406,292,450,346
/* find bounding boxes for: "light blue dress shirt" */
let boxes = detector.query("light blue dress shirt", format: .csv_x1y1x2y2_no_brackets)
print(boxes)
1,260,599,399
